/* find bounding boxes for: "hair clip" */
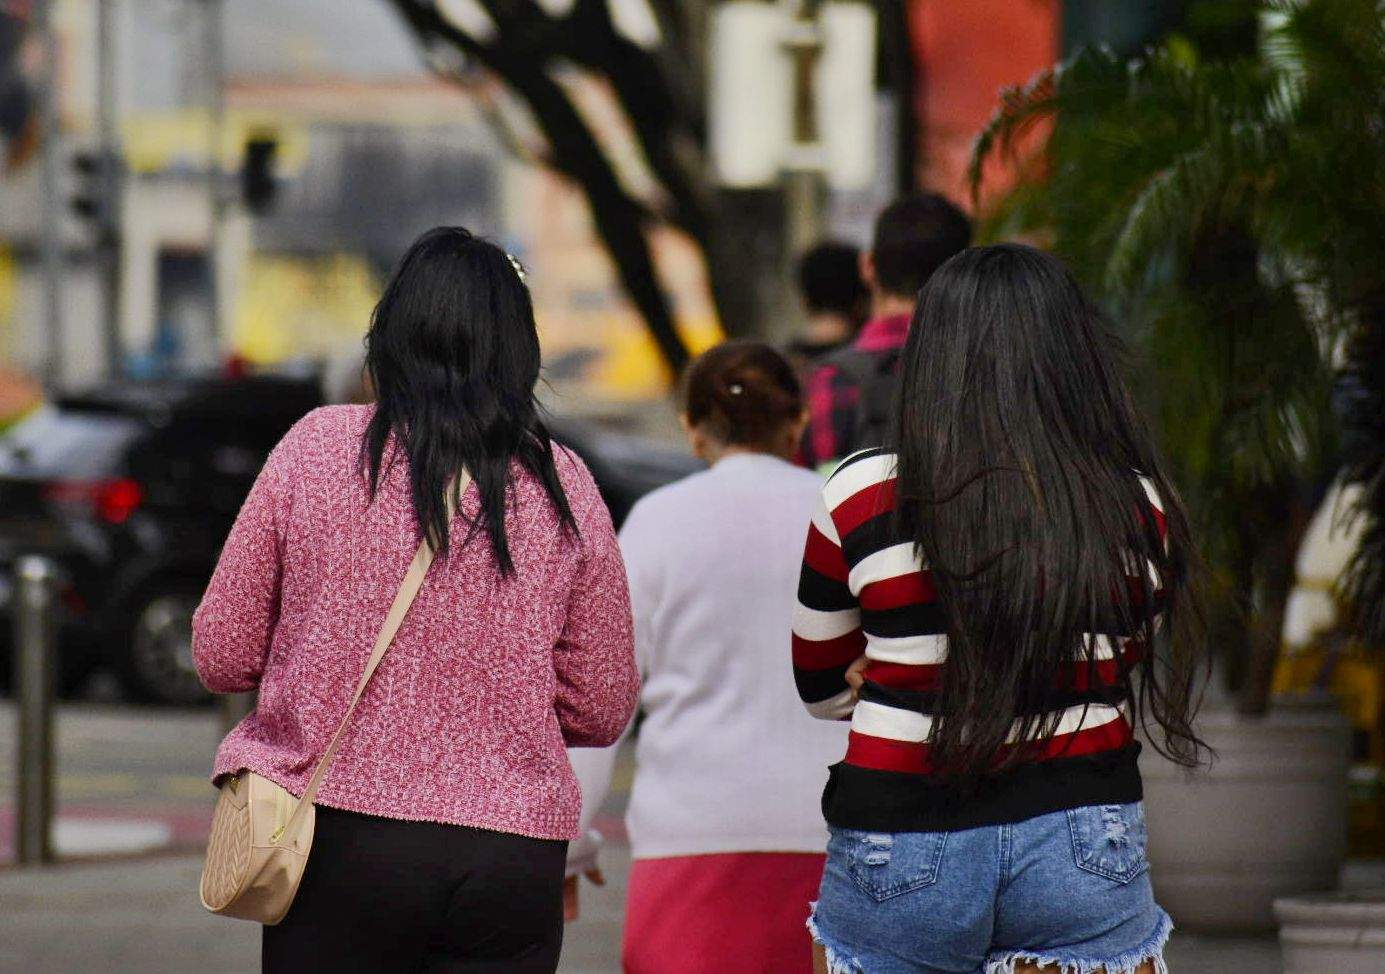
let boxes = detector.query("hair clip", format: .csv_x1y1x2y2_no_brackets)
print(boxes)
505,252,528,285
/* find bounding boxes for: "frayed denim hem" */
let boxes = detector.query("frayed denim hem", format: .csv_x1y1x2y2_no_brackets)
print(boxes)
807,900,863,974
984,911,1173,974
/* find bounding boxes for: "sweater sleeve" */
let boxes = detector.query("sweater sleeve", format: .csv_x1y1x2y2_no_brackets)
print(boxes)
562,490,665,872
553,476,640,748
792,487,864,720
191,429,294,693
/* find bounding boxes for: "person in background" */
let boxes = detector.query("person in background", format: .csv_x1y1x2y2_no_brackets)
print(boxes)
788,241,870,364
193,227,639,973
799,193,972,473
567,341,849,973
793,245,1202,974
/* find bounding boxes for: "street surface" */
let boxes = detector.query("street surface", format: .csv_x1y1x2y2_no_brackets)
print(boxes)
0,702,1302,971
0,703,219,860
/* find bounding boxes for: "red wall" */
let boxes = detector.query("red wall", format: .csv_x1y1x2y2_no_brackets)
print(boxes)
910,0,1060,208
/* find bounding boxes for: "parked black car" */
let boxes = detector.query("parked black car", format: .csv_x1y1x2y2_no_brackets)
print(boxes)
0,375,324,704
0,379,699,705
546,417,703,530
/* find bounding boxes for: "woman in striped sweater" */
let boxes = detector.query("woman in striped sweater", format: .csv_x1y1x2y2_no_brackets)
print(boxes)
793,245,1203,974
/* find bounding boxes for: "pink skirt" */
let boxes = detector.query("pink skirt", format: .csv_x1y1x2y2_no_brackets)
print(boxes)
622,852,827,974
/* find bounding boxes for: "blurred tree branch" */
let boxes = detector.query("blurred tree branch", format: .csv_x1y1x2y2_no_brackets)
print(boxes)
390,0,689,375
388,0,789,379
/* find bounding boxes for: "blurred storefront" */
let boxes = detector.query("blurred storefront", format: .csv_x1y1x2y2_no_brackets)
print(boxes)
909,0,1059,206
0,0,722,407
0,1,1247,408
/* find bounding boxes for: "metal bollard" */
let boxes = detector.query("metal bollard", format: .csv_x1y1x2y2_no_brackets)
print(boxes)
13,555,58,864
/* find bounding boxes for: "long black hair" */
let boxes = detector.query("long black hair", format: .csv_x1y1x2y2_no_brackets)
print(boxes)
889,243,1205,778
362,226,574,574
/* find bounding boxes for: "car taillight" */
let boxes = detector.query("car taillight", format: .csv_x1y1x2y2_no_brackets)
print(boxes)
43,478,145,524
96,478,144,523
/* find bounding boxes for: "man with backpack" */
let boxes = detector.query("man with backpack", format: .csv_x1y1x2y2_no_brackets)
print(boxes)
799,194,972,472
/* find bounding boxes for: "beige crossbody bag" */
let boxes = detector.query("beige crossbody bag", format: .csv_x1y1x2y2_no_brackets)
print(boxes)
199,471,470,925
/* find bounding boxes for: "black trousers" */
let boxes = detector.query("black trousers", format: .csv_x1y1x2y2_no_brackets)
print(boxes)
262,806,567,973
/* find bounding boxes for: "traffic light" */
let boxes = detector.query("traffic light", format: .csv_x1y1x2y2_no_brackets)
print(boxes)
70,148,119,227
241,135,278,214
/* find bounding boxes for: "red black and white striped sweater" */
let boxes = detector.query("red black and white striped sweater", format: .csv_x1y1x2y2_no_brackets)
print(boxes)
792,448,1166,832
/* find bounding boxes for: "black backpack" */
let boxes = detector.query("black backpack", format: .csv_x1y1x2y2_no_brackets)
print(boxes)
826,344,902,458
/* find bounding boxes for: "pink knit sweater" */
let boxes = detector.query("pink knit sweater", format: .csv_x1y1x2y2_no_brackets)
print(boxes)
193,405,639,841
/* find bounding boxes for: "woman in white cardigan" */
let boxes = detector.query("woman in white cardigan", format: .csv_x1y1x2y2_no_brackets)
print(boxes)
567,341,848,973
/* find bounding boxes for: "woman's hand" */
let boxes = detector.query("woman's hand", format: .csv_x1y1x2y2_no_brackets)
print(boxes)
845,656,869,699
563,866,606,922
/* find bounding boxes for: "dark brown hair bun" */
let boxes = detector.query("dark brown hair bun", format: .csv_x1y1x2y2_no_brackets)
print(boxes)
683,341,803,449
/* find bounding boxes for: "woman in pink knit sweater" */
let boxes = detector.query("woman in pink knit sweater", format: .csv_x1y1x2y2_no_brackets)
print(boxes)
193,227,639,972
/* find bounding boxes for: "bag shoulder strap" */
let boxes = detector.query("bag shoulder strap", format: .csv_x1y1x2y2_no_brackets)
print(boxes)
852,347,902,445
827,345,902,454
824,343,875,389
285,469,473,824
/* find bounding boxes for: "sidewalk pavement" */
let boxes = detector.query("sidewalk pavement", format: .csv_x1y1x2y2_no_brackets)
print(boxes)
0,702,1353,971
0,844,637,973
0,842,1295,974
0,702,219,861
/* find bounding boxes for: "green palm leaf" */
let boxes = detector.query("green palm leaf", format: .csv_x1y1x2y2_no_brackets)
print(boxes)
969,0,1385,704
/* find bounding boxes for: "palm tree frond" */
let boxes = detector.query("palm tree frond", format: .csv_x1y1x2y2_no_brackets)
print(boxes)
1103,121,1276,295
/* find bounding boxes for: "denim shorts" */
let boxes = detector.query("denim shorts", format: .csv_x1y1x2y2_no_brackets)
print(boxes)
809,802,1171,974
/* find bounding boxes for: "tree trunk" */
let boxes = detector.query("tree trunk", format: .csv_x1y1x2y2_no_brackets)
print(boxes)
1237,487,1310,716
879,0,920,194
702,188,788,339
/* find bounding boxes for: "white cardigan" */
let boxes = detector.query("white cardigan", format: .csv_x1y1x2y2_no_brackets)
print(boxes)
569,453,849,867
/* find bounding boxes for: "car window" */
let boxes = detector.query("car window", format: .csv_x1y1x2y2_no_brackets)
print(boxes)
0,406,143,479
128,406,312,516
